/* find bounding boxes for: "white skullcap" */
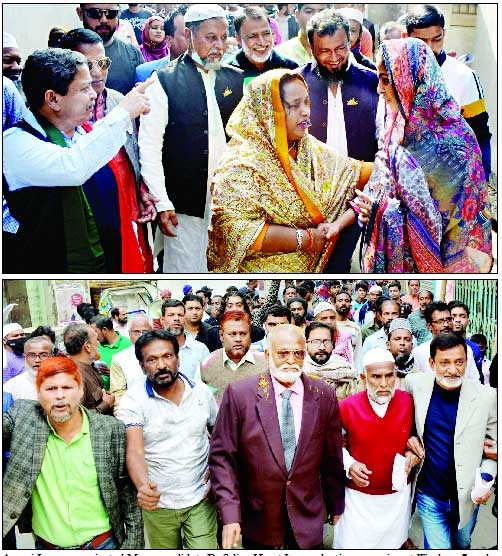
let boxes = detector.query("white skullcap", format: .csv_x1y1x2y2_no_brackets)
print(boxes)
3,322,23,338
313,301,336,318
362,347,395,368
369,284,383,294
184,4,227,23
388,318,413,335
338,8,364,26
3,32,18,49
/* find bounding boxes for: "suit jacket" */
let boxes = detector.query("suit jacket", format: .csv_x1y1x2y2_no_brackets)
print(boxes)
405,373,497,527
3,400,144,548
209,371,345,548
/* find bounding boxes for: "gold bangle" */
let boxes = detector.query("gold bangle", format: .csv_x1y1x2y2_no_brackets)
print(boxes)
296,229,304,252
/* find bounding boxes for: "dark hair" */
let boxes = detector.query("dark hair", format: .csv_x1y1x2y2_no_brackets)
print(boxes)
264,304,292,321
447,300,470,317
408,279,421,286
470,333,488,346
286,296,308,312
430,333,467,359
327,279,341,288
305,321,334,341
217,291,252,320
91,315,114,331
374,295,390,313
135,329,179,363
334,290,351,302
182,293,203,307
424,301,449,324
48,26,68,48
234,6,270,35
76,302,93,318
63,323,90,355
164,4,189,36
58,28,103,49
387,280,401,291
82,307,99,324
30,325,56,344
295,285,308,299
355,280,369,292
22,48,87,111
279,72,307,106
161,298,185,317
307,9,349,46
405,4,445,35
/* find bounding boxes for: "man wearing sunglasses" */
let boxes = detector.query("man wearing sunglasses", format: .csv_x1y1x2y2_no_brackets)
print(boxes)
209,324,345,549
77,4,143,95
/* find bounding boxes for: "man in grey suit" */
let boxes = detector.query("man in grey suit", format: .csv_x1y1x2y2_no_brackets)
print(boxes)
405,333,497,549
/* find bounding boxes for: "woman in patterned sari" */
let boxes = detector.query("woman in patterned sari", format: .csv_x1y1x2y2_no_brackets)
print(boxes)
207,69,372,273
353,38,492,273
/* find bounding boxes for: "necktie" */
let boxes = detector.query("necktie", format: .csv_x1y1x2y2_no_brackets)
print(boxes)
280,389,296,471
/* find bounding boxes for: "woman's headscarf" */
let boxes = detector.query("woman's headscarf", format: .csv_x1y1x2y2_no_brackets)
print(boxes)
139,16,168,62
362,38,491,273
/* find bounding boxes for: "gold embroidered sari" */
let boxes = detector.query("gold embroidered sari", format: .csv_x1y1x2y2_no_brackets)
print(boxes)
207,69,362,273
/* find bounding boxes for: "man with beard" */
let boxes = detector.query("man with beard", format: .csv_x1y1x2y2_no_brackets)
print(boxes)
160,299,209,381
303,321,358,400
2,323,26,383
90,315,132,372
333,290,362,369
230,6,298,82
385,318,419,390
354,284,382,327
64,323,115,414
4,337,53,400
3,32,23,95
3,356,144,549
77,4,143,95
201,311,267,403
408,289,434,345
412,302,480,381
405,334,497,549
139,4,244,272
405,4,491,180
117,330,218,548
401,279,421,311
299,9,378,272
111,306,129,337
209,324,345,549
287,296,309,328
333,347,417,548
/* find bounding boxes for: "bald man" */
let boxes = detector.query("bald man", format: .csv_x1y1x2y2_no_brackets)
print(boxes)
209,324,345,549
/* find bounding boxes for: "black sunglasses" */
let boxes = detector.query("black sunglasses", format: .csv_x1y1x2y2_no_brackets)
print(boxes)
84,8,119,20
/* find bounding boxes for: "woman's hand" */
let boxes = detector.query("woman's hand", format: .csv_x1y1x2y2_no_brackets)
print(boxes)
308,227,328,252
317,220,342,242
137,183,159,223
352,190,375,225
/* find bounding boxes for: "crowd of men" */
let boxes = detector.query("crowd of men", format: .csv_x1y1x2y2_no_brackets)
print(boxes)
2,278,497,549
3,3,493,272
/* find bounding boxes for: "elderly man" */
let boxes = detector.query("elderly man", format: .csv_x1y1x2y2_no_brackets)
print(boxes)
406,334,497,549
3,356,144,549
2,323,25,383
333,347,417,549
229,6,298,82
139,4,244,272
117,330,218,548
201,311,268,403
401,279,421,311
4,336,53,401
385,318,419,390
77,3,144,95
209,324,345,549
3,48,151,273
110,313,152,414
408,289,434,345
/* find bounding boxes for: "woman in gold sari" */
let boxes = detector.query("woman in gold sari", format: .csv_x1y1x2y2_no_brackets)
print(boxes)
207,69,372,272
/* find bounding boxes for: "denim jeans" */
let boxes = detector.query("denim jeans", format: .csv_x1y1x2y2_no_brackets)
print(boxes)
35,534,118,550
416,489,479,549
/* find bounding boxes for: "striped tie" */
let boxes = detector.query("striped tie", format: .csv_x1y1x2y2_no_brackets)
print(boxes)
280,389,296,471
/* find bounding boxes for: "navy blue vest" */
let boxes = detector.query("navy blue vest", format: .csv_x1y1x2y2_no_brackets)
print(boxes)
157,54,244,218
300,61,379,162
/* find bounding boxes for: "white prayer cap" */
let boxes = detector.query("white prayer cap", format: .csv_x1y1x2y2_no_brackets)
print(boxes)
362,347,395,369
184,4,227,24
388,318,413,335
3,322,23,338
338,8,364,26
313,301,336,318
3,32,19,49
369,284,383,294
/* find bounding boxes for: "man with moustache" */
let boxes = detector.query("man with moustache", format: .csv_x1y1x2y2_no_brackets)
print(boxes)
299,9,378,272
385,318,420,389
2,323,26,383
333,347,417,549
408,289,434,345
209,324,345,549
139,4,244,272
3,356,144,549
333,290,362,369
117,330,218,548
286,296,309,328
77,3,144,95
405,334,497,549
229,6,298,82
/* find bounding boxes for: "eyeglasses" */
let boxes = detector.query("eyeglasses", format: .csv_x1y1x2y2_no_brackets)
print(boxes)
431,317,453,325
87,57,112,71
26,352,51,360
307,339,334,348
275,350,306,362
84,8,119,20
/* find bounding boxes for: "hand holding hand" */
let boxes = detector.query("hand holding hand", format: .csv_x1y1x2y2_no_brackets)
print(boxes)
317,220,342,242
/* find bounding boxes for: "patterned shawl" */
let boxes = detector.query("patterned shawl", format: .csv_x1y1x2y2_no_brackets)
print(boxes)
207,68,361,272
361,38,492,273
